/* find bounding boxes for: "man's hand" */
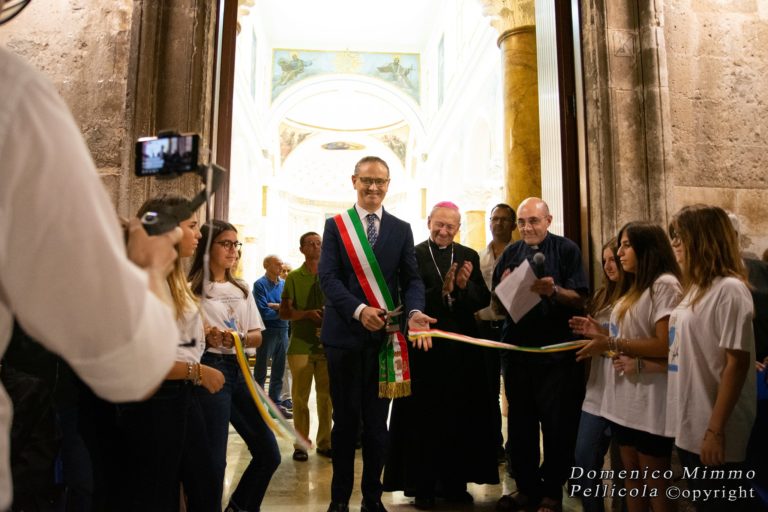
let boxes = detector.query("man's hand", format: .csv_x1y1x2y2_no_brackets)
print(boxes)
408,311,437,351
455,261,472,289
267,302,280,311
442,262,457,295
530,276,556,297
360,306,386,331
303,309,323,325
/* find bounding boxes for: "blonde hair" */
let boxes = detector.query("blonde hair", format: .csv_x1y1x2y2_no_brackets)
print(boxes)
670,204,747,306
137,195,199,320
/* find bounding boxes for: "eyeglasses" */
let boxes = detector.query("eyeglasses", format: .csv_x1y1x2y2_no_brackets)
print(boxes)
517,217,543,228
357,177,390,187
215,240,243,251
668,227,682,247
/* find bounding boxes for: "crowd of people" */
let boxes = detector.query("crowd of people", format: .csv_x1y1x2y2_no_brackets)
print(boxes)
2,3,767,505
3,141,768,512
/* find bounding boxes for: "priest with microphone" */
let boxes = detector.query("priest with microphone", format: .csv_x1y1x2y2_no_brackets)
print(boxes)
492,197,589,512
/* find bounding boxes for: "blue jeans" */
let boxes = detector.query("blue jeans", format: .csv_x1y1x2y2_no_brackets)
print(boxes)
573,411,612,512
198,353,281,511
253,327,288,403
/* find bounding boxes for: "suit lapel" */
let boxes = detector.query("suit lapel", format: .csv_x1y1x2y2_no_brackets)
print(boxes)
374,208,393,254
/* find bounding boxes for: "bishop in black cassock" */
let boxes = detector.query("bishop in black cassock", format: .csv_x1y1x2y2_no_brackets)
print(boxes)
383,203,499,509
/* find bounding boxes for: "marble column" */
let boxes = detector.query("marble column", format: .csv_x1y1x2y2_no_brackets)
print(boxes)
481,0,541,211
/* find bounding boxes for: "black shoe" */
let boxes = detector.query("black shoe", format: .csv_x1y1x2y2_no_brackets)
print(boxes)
292,449,308,461
361,500,388,512
316,447,333,458
326,503,349,512
414,495,435,510
443,490,473,504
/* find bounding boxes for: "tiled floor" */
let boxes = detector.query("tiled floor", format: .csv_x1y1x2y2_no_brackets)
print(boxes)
222,379,581,511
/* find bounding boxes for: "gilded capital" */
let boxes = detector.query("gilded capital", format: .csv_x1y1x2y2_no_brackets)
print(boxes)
479,0,536,38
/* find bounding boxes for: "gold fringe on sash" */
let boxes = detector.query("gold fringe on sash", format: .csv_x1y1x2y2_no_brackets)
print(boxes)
379,380,411,399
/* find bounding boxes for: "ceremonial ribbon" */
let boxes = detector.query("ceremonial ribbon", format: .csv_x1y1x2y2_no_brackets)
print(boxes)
408,329,588,353
333,208,411,399
231,331,311,451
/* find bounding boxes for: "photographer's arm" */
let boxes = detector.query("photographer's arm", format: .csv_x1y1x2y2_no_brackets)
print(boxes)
126,218,182,302
2,70,178,403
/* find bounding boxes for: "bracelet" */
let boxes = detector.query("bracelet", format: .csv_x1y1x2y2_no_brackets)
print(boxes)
621,337,630,356
190,363,201,385
196,363,203,386
185,362,194,381
635,357,643,374
706,428,724,438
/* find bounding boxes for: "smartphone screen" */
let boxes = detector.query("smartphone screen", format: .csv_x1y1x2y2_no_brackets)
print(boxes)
135,134,199,176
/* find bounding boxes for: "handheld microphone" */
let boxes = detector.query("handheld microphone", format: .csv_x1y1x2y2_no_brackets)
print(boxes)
532,252,546,278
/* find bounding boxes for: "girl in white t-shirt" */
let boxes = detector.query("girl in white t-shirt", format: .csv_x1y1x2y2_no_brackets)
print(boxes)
189,220,280,512
569,238,629,512
666,205,756,510
118,196,225,510
577,222,681,512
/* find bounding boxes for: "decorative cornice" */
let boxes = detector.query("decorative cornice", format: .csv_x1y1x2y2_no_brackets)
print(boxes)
479,0,536,42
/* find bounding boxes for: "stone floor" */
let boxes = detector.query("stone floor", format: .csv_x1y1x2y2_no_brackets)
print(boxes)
222,381,582,511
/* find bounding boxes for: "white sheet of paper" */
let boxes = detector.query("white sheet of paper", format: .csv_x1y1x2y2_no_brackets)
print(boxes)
494,259,541,323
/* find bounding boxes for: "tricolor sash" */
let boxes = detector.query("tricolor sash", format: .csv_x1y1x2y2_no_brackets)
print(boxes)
333,208,412,399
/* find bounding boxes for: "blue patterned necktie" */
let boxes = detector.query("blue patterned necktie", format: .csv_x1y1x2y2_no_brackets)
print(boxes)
366,213,378,246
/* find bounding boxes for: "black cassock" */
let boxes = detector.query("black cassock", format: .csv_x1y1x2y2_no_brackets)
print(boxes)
383,239,500,499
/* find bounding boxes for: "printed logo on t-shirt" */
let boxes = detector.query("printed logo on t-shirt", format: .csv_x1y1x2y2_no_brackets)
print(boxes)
668,312,679,372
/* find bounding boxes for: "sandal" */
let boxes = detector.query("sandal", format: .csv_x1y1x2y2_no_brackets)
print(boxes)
496,491,530,511
536,497,562,512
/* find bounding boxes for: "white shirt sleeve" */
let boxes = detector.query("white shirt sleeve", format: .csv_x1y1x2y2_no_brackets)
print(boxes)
715,278,755,352
651,274,682,323
0,51,177,402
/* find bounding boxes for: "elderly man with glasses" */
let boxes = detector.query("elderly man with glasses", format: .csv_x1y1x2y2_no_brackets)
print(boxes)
493,197,589,512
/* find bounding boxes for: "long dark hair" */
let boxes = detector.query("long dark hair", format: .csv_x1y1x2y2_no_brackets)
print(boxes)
588,237,629,315
669,204,746,306
188,220,248,298
137,195,197,319
614,221,681,321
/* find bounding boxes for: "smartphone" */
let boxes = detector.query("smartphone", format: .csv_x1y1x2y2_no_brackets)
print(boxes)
135,133,199,176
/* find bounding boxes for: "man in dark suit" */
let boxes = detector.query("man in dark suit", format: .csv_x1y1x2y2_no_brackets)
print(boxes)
319,156,435,512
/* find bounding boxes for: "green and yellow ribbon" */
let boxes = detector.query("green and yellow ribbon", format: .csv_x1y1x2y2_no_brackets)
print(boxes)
408,329,587,353
231,332,311,451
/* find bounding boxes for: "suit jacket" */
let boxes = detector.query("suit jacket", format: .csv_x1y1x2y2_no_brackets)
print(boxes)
318,207,425,350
